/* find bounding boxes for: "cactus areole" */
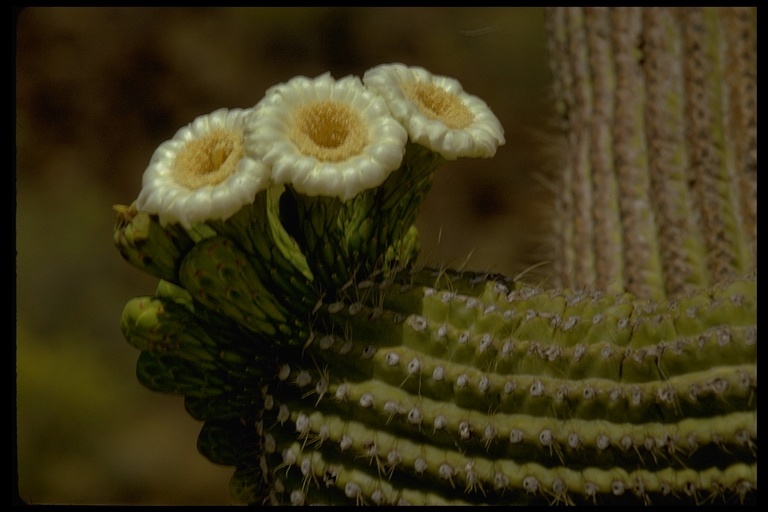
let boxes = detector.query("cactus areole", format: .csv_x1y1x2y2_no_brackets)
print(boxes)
114,62,756,505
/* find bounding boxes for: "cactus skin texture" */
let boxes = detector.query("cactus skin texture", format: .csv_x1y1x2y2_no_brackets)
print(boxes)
196,271,756,506
113,8,756,506
545,7,756,300
118,252,755,504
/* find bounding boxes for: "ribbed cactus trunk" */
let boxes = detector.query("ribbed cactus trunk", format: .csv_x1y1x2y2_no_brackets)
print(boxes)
114,7,756,506
545,7,756,301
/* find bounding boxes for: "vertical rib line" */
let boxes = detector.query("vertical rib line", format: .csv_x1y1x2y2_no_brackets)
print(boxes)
584,7,624,294
719,7,757,274
545,7,577,289
681,8,742,284
564,7,597,290
611,7,664,300
642,8,711,297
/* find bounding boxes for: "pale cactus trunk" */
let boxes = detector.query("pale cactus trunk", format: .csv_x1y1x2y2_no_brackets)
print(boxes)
545,7,756,300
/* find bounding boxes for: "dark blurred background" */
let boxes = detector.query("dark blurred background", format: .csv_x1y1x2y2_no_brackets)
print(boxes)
15,7,555,504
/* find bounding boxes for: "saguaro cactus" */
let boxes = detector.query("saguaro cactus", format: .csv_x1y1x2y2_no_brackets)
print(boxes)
546,7,756,299
114,9,755,506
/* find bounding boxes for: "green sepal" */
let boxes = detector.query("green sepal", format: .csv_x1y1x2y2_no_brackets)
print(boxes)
135,350,231,398
113,204,196,284
384,224,421,271
179,236,290,337
286,191,351,294
154,279,195,311
206,187,317,312
339,143,440,277
122,296,222,366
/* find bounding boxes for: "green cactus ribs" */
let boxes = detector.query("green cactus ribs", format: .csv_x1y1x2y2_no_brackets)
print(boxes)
194,269,756,505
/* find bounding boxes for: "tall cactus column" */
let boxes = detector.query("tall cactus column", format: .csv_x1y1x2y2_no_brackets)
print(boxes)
545,7,756,300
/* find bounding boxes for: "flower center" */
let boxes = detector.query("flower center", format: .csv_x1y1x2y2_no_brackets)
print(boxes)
403,81,474,129
173,129,244,189
291,101,367,162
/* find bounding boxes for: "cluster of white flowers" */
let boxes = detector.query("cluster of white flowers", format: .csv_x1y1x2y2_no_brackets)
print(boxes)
135,63,505,229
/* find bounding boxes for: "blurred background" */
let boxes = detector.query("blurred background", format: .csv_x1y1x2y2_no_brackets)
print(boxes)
15,7,556,505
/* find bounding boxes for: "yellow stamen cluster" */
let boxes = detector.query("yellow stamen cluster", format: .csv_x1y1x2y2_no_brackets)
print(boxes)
403,81,473,130
172,129,244,189
290,101,367,162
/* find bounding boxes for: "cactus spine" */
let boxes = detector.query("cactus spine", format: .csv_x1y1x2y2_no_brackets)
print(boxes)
114,9,756,505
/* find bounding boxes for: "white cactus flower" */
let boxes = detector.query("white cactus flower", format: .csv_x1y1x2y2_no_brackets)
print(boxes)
363,63,505,160
245,72,408,201
136,108,269,228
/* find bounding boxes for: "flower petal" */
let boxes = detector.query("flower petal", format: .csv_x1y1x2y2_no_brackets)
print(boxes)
363,63,505,160
246,72,407,202
135,108,270,228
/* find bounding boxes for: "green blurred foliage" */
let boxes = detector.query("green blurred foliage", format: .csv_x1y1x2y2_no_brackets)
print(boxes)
15,7,553,504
